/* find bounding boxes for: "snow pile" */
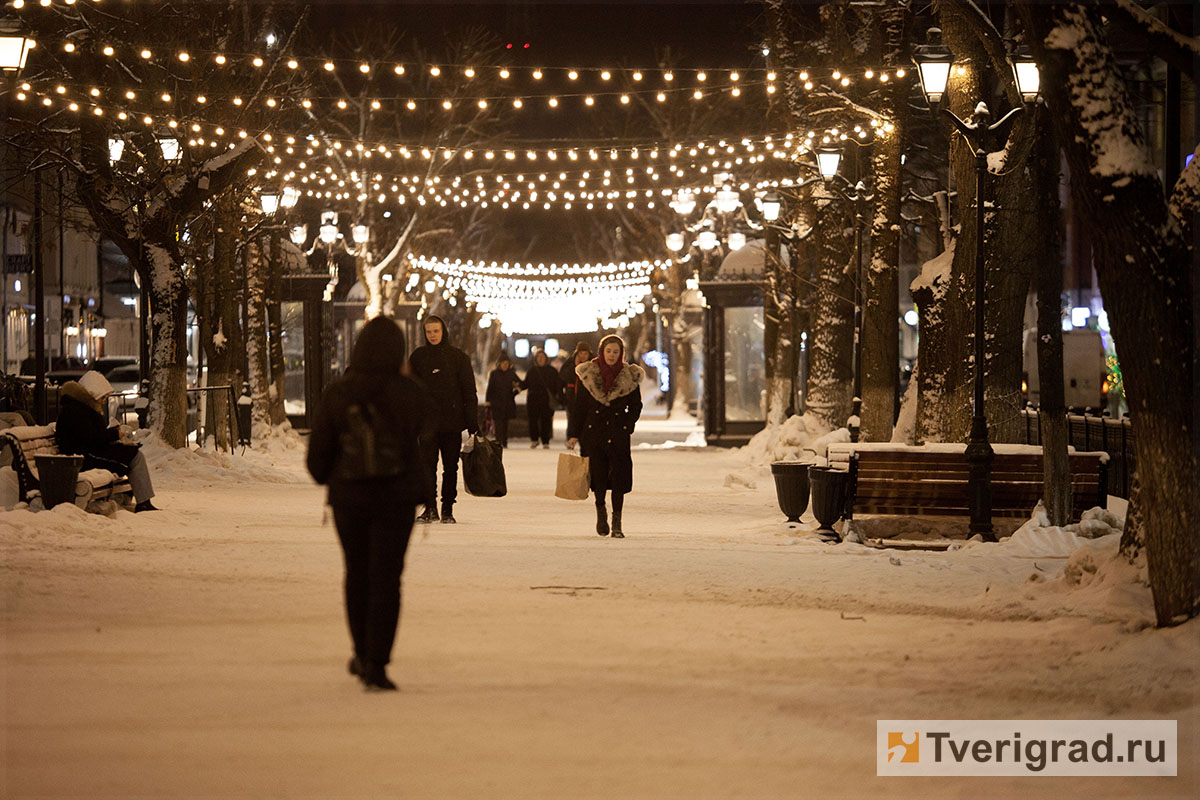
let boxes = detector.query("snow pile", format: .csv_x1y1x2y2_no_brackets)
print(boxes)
741,413,847,467
139,431,311,486
1004,502,1125,558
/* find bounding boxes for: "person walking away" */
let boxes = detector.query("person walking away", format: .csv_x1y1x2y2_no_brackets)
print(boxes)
559,341,592,438
567,335,644,538
484,355,522,448
523,349,561,448
408,314,478,523
56,370,158,512
306,318,429,691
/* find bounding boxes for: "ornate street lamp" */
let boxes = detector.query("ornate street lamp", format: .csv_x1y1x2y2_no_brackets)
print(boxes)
259,188,281,216
816,145,842,182
0,30,34,73
158,136,182,163
761,191,782,222
913,29,1041,541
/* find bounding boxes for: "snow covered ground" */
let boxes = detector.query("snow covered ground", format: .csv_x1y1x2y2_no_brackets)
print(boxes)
2,421,1196,798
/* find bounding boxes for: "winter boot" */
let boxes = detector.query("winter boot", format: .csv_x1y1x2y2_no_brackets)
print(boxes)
611,510,624,538
348,656,363,678
595,504,609,536
359,662,397,691
440,505,457,524
417,505,439,523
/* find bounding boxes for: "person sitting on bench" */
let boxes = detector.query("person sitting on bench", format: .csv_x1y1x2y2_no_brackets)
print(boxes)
56,370,159,512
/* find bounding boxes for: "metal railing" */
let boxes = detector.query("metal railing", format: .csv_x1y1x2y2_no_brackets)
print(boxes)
1017,408,1134,499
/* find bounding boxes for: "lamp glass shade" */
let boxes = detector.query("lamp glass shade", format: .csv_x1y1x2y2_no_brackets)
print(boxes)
107,137,124,163
158,137,182,162
424,279,437,294
352,224,369,244
280,185,300,209
672,190,695,216
1012,59,1040,103
260,191,280,215
665,232,685,252
714,187,740,214
318,224,338,244
761,192,782,221
816,148,842,181
696,230,718,251
0,35,33,72
289,224,307,245
726,232,746,251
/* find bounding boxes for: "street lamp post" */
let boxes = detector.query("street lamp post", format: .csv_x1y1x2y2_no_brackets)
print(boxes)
914,28,1040,541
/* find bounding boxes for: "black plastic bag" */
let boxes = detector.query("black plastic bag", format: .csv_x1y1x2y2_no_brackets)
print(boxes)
462,434,507,497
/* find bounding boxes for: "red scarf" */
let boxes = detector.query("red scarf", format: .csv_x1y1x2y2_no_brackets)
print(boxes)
594,355,623,392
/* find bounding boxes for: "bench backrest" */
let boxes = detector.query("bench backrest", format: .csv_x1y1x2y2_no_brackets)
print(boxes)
829,445,1107,520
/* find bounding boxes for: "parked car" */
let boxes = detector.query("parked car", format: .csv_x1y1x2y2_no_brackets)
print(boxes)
105,364,142,397
92,355,139,377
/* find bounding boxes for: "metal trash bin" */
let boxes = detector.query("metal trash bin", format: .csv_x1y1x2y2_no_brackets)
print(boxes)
35,454,83,509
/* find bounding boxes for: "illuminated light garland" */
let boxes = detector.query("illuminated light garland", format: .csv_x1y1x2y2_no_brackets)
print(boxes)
411,254,656,333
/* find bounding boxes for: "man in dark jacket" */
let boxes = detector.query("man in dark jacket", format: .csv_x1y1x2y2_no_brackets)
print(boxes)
523,349,561,448
408,314,478,524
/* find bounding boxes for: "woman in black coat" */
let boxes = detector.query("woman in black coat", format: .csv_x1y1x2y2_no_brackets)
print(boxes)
567,334,644,538
307,317,429,691
523,349,561,448
484,355,522,448
559,341,592,435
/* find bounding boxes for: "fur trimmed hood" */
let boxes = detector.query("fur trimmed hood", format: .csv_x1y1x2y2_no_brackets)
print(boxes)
575,360,644,406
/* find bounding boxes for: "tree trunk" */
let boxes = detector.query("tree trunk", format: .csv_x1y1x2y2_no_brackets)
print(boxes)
144,243,189,448
1020,2,1197,626
805,192,856,431
764,233,795,426
267,231,287,426
861,124,902,441
910,241,956,444
245,239,271,436
198,194,237,451
1030,109,1071,527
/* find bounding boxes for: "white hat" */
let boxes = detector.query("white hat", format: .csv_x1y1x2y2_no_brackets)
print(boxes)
78,370,114,400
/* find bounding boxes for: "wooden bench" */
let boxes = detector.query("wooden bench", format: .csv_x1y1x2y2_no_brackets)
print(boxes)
826,443,1108,524
0,424,133,511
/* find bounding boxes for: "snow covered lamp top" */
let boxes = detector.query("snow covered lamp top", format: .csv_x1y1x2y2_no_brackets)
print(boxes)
0,29,35,73
1010,46,1040,104
816,144,842,182
913,28,953,109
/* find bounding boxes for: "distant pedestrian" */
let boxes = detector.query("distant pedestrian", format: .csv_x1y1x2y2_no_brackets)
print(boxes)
484,354,522,448
56,370,159,512
567,334,644,538
523,349,561,448
559,341,592,435
306,318,429,691
408,314,478,524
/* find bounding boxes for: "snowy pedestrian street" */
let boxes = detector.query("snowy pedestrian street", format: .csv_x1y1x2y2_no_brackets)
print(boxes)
2,433,1196,799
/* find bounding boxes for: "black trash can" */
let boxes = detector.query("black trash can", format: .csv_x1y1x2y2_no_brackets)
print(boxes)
770,461,811,523
35,454,83,509
808,465,848,542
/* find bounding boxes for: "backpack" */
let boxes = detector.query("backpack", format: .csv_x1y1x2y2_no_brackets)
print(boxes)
334,402,406,481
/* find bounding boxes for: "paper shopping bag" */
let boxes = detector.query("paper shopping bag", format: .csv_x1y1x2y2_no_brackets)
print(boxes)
555,452,590,501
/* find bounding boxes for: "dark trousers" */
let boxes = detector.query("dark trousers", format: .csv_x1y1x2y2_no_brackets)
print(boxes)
420,431,462,508
528,406,554,444
333,503,415,667
494,416,510,447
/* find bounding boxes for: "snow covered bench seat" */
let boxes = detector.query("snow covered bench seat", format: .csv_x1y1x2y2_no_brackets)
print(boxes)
826,443,1108,523
0,424,133,511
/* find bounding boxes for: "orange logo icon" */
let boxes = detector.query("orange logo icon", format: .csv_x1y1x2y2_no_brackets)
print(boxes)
887,732,919,763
